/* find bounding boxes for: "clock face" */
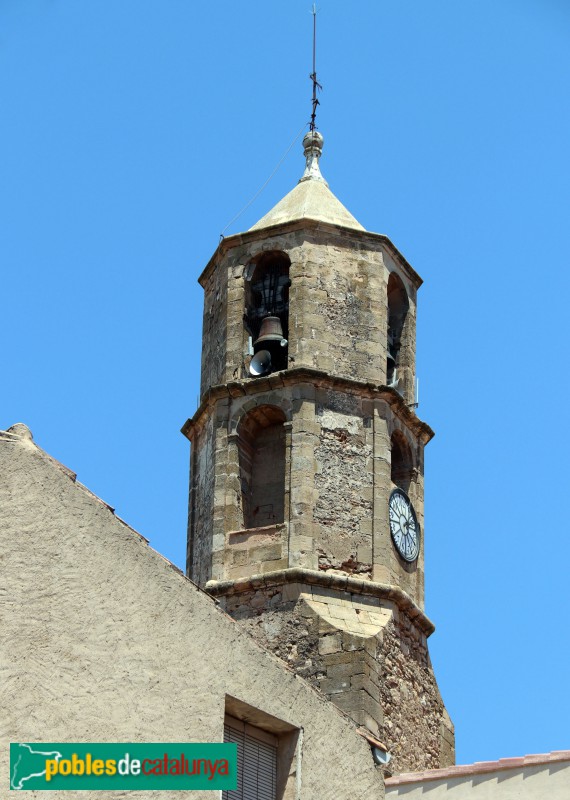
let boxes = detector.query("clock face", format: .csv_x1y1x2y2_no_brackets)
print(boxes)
389,488,420,563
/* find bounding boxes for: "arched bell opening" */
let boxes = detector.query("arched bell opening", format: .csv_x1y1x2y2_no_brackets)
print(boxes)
244,252,291,376
387,273,410,391
237,405,287,529
390,430,414,494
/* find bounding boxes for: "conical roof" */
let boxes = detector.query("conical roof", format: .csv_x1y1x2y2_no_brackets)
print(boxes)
249,131,365,233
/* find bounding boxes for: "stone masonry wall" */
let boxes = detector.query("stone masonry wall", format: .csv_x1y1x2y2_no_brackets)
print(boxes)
219,581,454,775
188,384,428,606
222,524,288,581
199,257,228,397
378,612,455,773
291,234,386,386
187,413,215,584
314,392,374,577
198,225,420,395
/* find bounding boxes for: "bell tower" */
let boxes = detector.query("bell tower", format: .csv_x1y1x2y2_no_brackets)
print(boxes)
182,131,455,774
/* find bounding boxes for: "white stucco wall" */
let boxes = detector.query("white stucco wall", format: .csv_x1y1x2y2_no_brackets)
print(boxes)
385,756,570,800
0,425,384,799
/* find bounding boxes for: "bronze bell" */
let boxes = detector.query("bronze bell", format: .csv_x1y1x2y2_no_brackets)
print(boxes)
255,316,285,347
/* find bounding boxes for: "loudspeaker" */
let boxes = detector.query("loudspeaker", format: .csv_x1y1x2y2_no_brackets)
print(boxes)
249,349,272,377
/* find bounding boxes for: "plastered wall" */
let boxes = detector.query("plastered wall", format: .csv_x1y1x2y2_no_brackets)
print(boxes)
0,425,385,800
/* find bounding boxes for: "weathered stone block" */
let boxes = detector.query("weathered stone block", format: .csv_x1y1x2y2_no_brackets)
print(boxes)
261,558,288,573
322,650,359,667
351,673,381,703
320,676,351,695
342,632,365,652
250,544,282,563
318,634,343,655
281,582,301,602
326,661,363,680
231,550,248,566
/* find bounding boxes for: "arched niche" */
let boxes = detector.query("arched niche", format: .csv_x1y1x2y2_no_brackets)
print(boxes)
387,272,410,390
237,405,287,529
244,251,291,373
390,429,414,494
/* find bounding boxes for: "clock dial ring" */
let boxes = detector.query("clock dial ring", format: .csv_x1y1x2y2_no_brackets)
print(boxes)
389,488,420,563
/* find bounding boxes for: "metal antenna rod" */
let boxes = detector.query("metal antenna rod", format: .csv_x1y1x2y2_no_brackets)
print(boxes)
309,4,322,131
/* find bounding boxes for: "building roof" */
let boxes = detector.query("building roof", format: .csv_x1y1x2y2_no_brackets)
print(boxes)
249,129,365,233
249,177,365,232
385,750,570,787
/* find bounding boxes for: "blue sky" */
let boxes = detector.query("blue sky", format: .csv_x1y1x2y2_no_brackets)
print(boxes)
2,0,569,767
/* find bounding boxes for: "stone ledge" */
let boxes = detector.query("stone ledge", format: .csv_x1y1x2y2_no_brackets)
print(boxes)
199,217,422,289
227,523,286,542
182,367,433,444
205,568,435,636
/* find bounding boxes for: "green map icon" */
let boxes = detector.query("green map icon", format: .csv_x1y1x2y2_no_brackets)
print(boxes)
9,742,237,791
10,743,63,790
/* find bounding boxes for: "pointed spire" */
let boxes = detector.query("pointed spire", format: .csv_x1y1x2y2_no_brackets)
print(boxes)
248,130,365,232
299,130,328,185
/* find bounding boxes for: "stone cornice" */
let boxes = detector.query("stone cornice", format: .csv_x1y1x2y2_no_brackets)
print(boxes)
205,567,435,637
198,218,422,290
181,367,434,445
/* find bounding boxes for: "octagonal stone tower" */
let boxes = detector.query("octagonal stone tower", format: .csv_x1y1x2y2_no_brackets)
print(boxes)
182,132,454,775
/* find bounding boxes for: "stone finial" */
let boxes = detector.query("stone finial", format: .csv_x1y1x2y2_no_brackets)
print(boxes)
300,130,328,186
7,423,34,441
